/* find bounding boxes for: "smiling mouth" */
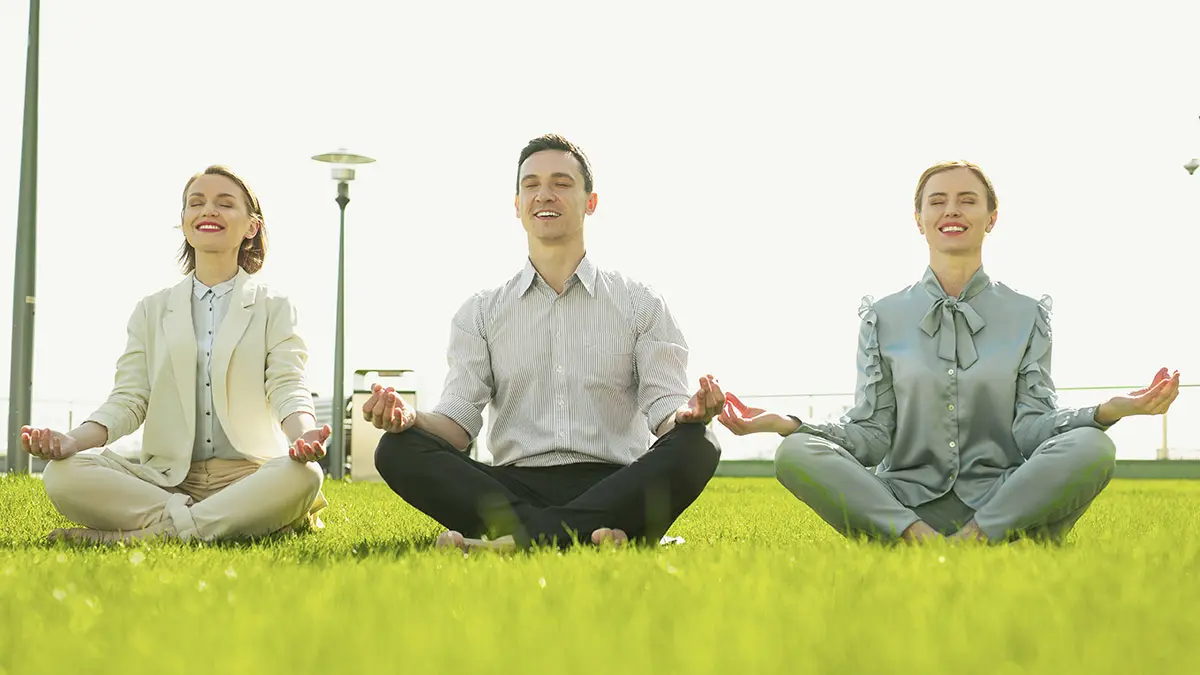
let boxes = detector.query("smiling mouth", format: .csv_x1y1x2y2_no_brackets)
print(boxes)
196,222,224,232
939,223,967,234
534,210,562,220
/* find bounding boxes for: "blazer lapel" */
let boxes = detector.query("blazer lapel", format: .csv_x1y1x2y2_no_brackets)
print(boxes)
164,276,197,436
211,270,256,400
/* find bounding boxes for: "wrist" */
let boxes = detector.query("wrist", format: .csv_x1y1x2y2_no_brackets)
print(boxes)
1095,401,1122,426
774,414,802,436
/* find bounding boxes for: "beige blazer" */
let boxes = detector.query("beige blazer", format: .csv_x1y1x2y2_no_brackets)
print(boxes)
87,270,315,487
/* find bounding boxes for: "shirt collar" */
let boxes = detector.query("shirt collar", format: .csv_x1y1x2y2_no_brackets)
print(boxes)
193,274,238,300
919,265,991,302
517,255,598,297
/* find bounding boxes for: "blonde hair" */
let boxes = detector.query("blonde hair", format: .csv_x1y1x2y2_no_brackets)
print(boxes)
914,161,998,213
178,165,268,274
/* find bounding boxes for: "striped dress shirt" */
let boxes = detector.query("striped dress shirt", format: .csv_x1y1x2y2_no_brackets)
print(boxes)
432,256,691,468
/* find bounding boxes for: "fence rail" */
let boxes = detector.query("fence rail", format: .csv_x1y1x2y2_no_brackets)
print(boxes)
1,384,1196,466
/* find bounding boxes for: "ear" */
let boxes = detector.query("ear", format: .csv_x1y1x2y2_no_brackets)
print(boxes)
514,194,520,218
986,210,998,233
245,216,262,240
914,211,924,235
585,192,598,216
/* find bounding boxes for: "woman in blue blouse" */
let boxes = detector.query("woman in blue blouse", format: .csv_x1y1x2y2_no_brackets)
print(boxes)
719,161,1180,543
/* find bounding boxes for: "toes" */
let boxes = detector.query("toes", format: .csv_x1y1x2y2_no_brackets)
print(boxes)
436,530,466,551
591,528,628,546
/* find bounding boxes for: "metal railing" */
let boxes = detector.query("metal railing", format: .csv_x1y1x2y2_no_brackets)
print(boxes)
716,384,1199,462
1,384,1195,467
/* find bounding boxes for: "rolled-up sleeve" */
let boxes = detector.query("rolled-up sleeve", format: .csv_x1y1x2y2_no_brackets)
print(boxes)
633,287,690,433
1012,295,1109,457
87,300,152,444
264,295,315,423
431,295,494,440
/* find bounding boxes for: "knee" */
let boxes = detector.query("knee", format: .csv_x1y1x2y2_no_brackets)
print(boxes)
267,456,324,497
1065,427,1117,473
373,430,421,478
774,433,822,476
41,454,93,504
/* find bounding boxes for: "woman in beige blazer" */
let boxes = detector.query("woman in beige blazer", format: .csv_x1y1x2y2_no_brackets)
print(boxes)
24,165,330,544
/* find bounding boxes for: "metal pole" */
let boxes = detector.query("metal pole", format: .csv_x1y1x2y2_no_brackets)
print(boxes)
7,0,40,474
1158,412,1169,461
329,182,350,479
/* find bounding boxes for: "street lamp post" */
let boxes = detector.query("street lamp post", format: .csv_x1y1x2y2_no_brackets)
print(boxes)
311,149,374,480
7,0,40,474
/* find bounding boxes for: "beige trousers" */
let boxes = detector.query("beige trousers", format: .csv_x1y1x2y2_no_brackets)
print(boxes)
42,451,326,542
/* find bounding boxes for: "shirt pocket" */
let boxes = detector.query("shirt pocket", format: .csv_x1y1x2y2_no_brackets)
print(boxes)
583,334,635,390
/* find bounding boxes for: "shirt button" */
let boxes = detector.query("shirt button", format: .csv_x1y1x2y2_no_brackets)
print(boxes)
948,404,955,411
947,369,955,376
557,399,565,408
949,441,957,448
556,365,564,374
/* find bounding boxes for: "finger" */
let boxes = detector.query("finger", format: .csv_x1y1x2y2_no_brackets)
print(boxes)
370,394,389,428
51,436,62,461
319,424,332,442
40,429,53,455
726,392,749,414
391,406,409,432
310,441,326,459
708,378,726,410
362,394,378,420
382,392,398,427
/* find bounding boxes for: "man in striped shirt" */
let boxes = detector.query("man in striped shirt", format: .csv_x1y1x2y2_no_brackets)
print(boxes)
365,134,723,551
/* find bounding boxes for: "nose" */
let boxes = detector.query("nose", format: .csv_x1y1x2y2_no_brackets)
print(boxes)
534,185,557,203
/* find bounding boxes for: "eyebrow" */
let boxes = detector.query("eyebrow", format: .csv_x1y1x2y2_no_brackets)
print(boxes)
520,172,576,183
187,192,239,200
927,191,979,199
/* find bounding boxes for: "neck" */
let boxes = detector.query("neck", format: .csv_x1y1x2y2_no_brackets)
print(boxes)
928,250,982,298
194,251,240,287
527,236,585,294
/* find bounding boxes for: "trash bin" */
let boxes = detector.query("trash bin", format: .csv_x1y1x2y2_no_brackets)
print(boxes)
350,369,417,482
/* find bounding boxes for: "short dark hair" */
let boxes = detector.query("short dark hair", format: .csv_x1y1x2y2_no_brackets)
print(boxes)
178,165,268,274
516,134,593,193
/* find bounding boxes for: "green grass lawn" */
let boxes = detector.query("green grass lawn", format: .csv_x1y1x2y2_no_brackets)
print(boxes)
2,474,1199,674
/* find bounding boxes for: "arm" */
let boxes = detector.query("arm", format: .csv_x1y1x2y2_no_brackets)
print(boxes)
264,295,316,430
85,299,152,444
1011,296,1109,457
719,298,895,467
425,296,493,450
792,300,896,466
632,288,692,437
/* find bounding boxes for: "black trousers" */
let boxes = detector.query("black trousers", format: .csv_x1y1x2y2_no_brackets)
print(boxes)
374,423,721,548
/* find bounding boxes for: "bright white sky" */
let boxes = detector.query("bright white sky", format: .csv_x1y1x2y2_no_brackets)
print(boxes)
1,1,1198,450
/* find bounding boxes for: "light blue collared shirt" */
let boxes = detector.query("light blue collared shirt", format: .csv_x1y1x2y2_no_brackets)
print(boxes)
191,275,240,462
795,267,1109,509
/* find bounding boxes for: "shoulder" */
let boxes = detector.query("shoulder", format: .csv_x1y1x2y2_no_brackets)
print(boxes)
990,280,1050,317
594,267,664,305
863,282,920,319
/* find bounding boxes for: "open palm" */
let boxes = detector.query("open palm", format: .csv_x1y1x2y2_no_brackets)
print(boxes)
1105,367,1180,419
717,392,788,436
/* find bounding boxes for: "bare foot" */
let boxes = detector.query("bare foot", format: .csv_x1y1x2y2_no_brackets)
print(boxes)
47,526,173,545
900,520,942,544
948,520,989,544
591,528,629,546
435,530,517,554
